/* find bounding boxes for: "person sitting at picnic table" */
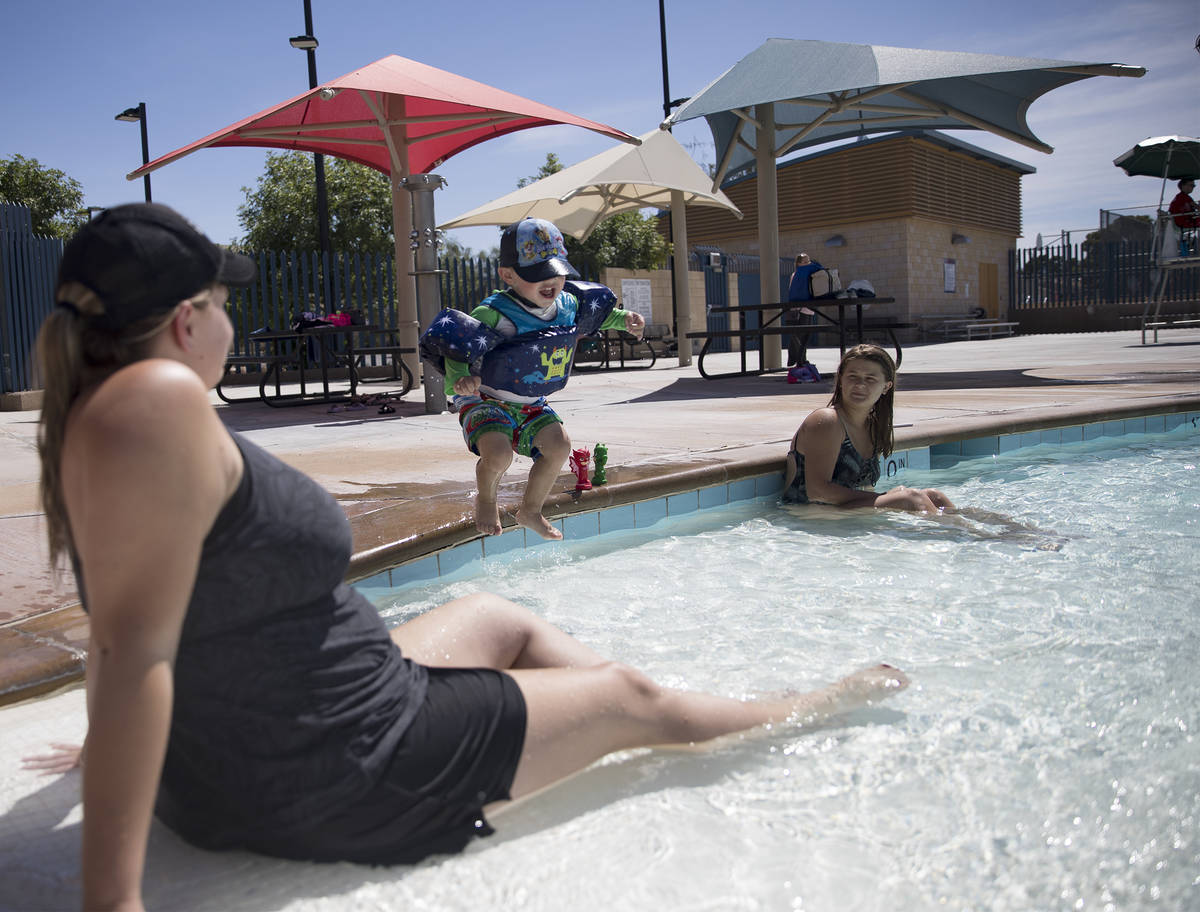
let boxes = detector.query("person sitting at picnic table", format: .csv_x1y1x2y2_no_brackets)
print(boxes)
1167,177,1199,256
784,252,823,367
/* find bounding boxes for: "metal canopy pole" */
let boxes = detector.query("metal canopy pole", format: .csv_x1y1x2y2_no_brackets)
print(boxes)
756,102,782,371
402,173,448,413
670,189,692,365
659,0,691,366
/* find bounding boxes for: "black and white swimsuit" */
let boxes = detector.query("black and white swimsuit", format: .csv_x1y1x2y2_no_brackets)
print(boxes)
782,429,880,504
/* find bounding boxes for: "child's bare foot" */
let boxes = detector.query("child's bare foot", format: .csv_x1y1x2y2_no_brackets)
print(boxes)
474,497,503,536
515,507,563,540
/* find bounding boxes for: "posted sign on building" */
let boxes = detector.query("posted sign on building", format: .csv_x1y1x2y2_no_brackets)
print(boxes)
620,278,653,322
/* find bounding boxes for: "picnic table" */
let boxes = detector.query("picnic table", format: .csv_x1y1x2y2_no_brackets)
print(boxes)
685,298,911,379
217,323,414,407
574,329,657,371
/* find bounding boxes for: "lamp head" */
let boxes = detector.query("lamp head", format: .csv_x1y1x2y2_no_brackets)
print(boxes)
289,34,319,50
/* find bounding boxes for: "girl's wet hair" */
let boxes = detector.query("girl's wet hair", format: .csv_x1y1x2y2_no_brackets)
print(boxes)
828,343,897,457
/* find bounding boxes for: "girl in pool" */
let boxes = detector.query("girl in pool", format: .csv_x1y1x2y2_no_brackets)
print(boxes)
27,203,907,912
783,343,955,512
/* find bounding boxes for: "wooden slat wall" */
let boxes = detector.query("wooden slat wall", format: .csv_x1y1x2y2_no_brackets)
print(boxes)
669,135,1024,246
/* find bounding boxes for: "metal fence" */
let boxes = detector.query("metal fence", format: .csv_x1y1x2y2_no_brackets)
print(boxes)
225,248,400,356
1011,240,1199,310
1,203,64,393
0,201,517,392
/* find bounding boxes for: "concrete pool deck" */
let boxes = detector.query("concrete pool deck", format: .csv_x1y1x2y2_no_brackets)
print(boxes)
2,328,1199,705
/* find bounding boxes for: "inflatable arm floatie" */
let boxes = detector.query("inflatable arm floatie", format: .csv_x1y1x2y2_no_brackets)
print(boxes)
419,281,618,399
565,280,618,336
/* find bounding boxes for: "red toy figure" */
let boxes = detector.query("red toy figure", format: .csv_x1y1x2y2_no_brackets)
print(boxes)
569,447,592,491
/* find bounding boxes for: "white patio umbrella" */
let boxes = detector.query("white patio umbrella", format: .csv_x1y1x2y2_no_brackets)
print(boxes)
441,128,740,239
440,128,741,364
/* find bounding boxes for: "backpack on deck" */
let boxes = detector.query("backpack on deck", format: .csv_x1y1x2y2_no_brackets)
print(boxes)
809,267,842,298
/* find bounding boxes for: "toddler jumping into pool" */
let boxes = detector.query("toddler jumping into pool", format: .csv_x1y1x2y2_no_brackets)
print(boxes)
421,217,644,539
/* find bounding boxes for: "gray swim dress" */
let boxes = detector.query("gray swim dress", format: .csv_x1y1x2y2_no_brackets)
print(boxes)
80,433,526,864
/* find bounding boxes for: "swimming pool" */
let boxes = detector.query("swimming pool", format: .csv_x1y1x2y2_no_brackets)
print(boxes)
358,427,1199,911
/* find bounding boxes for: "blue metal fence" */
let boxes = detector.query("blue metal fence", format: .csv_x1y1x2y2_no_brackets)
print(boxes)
0,201,505,392
0,212,724,394
225,248,401,356
1,203,63,393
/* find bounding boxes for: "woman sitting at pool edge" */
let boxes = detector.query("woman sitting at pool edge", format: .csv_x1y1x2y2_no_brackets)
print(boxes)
28,203,909,912
783,343,955,512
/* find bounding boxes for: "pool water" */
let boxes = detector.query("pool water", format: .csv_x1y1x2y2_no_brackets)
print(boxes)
368,432,1199,911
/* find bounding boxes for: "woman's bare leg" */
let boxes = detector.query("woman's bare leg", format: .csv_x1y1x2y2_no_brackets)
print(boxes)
501,662,908,801
389,591,608,670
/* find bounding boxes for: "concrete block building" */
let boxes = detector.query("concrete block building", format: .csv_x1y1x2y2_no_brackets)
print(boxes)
660,130,1035,330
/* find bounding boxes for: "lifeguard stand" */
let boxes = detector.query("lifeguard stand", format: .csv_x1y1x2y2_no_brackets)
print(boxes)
1142,212,1200,342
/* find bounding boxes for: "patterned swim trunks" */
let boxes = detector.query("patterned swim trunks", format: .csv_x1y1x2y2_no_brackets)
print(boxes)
456,395,562,459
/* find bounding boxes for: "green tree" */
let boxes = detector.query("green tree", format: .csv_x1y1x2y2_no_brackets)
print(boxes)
570,211,669,273
0,154,86,238
236,152,393,253
517,152,564,188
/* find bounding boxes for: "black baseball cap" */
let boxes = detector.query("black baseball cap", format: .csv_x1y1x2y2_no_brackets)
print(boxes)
57,202,256,330
497,217,580,283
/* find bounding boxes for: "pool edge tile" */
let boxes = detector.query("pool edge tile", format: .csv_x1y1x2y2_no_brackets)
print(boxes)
667,490,700,516
634,498,668,528
482,528,526,559
698,484,729,510
438,541,484,577
598,503,636,534
563,511,601,539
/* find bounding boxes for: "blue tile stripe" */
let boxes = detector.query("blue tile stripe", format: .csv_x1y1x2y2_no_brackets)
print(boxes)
357,409,1200,592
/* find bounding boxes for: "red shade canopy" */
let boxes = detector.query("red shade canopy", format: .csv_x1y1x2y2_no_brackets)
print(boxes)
129,53,637,180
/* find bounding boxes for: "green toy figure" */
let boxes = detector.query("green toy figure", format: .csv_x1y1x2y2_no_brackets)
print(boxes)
592,443,608,485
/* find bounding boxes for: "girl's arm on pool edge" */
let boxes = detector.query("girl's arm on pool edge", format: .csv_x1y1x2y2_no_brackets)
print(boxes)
798,410,894,508
798,410,950,513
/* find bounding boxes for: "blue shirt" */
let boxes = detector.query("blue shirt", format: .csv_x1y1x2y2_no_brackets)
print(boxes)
787,261,823,302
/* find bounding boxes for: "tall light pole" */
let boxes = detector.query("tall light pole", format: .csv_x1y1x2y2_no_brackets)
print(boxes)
659,0,694,365
115,102,151,202
289,0,332,273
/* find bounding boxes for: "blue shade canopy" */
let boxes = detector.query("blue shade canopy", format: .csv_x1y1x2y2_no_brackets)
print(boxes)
666,39,1145,187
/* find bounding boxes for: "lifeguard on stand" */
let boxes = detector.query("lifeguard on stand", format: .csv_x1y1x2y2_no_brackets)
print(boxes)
1167,177,1199,257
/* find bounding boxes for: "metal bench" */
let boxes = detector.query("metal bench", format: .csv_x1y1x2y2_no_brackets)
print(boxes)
351,344,416,396
642,322,677,357
216,353,285,404
1143,316,1200,342
963,321,1020,340
912,314,1008,340
575,330,657,371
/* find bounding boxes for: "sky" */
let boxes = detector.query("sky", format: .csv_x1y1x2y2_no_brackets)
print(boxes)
2,0,1195,254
